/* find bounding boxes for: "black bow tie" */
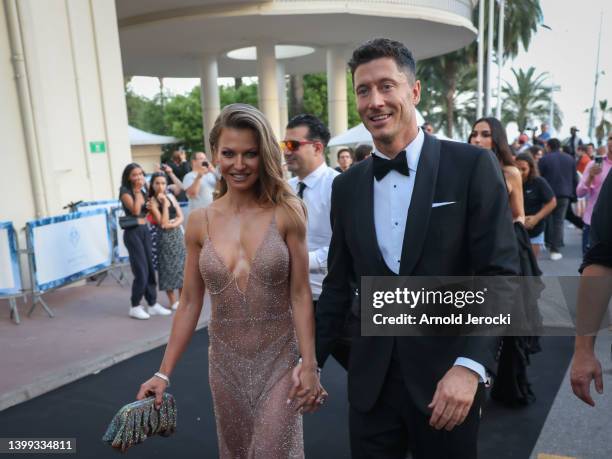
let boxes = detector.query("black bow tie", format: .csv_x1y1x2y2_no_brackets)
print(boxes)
372,150,409,181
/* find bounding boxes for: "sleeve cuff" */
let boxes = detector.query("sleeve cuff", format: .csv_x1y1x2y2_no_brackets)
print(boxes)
454,357,489,385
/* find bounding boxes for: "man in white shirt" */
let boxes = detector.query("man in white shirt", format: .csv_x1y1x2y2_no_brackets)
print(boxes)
182,151,217,213
282,114,348,368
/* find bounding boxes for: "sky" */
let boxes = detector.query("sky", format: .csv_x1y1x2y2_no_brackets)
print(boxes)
129,0,611,142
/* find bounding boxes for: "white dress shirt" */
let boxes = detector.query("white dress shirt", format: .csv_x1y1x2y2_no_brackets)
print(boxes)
372,128,487,383
182,171,217,213
289,162,339,300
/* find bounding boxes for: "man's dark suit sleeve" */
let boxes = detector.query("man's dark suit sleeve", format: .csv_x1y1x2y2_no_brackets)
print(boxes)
315,177,352,367
463,150,520,371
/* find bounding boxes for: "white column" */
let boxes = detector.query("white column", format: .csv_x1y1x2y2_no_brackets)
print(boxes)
256,43,281,139
476,0,485,119
277,62,288,134
485,0,494,117
495,0,505,120
326,46,348,137
327,46,348,167
199,53,220,155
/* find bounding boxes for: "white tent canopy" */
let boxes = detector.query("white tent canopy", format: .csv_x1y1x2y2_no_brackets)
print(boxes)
128,125,180,146
328,110,425,147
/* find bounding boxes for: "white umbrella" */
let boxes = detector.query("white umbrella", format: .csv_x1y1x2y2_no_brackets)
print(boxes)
328,110,425,147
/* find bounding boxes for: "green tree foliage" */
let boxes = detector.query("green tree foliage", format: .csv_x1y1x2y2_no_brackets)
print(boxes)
219,83,259,108
163,87,204,152
126,72,361,154
594,99,612,146
303,73,361,128
418,0,543,137
501,67,562,133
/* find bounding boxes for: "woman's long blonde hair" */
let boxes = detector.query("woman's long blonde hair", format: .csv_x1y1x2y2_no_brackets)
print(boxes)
209,103,306,235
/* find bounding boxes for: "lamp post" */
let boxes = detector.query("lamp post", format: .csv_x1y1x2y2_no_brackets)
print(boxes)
588,11,604,141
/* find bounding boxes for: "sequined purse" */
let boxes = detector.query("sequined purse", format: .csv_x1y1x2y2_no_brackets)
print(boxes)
102,393,177,452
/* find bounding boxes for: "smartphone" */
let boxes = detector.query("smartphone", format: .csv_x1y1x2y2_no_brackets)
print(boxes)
202,161,209,168
594,155,604,165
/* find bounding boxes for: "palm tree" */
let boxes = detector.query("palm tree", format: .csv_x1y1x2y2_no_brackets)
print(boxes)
501,67,562,133
418,0,543,137
594,99,612,146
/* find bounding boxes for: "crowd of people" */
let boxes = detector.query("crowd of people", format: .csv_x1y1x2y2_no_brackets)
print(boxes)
113,38,610,459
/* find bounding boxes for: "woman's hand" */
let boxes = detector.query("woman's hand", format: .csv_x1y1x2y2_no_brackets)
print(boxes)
288,361,327,413
157,193,169,207
136,375,168,409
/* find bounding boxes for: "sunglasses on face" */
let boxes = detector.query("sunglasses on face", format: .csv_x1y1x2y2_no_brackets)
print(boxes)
280,140,319,152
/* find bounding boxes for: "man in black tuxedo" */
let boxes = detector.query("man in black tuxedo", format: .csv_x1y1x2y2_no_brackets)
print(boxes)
315,39,519,458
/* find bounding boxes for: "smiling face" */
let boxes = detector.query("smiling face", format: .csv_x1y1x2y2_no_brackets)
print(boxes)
469,121,494,150
216,127,260,192
354,57,420,157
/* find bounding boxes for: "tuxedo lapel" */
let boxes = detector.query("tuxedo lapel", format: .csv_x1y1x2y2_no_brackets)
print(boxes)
357,158,387,272
399,134,440,275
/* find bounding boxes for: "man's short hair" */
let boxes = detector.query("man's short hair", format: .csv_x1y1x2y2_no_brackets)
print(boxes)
286,114,331,147
337,147,354,160
348,38,416,83
547,138,561,151
354,144,373,162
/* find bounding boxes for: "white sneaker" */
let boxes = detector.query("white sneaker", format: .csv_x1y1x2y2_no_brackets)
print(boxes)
171,301,179,311
148,303,172,316
129,305,150,320
550,252,563,261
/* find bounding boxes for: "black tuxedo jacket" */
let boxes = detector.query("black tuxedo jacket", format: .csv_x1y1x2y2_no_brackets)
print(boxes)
316,133,520,414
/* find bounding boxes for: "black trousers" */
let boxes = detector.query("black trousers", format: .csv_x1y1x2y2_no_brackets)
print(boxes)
124,225,157,307
349,346,483,459
313,300,351,370
565,203,584,229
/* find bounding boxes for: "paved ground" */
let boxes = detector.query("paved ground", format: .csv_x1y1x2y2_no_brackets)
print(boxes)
0,225,609,458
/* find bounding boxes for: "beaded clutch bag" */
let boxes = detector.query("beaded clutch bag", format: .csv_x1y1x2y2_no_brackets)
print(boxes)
102,393,177,452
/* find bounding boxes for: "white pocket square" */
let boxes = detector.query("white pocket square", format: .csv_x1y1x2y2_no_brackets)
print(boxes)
432,201,456,208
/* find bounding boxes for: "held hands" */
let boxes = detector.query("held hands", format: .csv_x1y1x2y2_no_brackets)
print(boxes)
288,360,328,414
428,366,478,431
136,375,168,410
570,349,604,406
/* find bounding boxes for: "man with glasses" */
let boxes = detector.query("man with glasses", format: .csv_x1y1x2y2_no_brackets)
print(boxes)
282,114,348,368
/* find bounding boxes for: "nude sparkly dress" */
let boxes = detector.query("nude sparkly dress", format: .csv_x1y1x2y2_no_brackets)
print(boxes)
199,211,304,458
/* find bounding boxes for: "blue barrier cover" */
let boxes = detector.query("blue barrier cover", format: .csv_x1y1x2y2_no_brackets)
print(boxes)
26,209,113,292
0,221,22,296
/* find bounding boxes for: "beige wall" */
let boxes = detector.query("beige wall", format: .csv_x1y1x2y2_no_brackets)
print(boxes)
0,3,36,229
0,0,131,230
131,145,163,174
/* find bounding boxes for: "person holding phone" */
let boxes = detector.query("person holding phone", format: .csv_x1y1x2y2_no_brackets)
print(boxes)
119,163,169,320
576,134,612,254
148,172,186,312
182,151,217,213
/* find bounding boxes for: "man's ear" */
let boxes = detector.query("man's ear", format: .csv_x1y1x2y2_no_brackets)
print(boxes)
412,80,421,106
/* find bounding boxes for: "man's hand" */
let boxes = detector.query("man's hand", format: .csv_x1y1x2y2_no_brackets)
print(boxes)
589,164,603,178
570,349,603,406
428,366,478,431
192,161,209,177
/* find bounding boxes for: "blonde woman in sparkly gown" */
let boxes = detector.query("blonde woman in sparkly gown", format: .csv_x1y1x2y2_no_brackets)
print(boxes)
137,103,326,458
